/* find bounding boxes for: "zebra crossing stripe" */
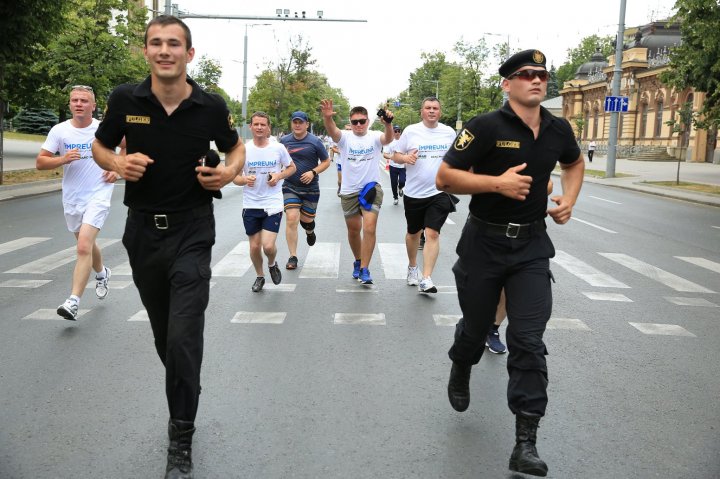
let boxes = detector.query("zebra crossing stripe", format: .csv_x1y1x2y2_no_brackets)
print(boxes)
112,261,132,276
23,308,89,320
0,279,52,288
433,314,461,326
334,313,386,325
664,297,718,307
0,237,50,256
629,322,696,337
300,242,340,278
378,243,407,279
212,241,251,277
674,256,720,274
5,238,119,274
552,250,629,288
128,310,149,322
546,318,592,331
231,312,286,324
600,253,716,293
582,292,633,302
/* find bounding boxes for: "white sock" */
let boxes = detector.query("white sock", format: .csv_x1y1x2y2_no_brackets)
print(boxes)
69,295,80,304
95,266,107,279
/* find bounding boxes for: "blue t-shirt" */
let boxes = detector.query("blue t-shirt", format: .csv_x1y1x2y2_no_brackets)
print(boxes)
279,133,329,187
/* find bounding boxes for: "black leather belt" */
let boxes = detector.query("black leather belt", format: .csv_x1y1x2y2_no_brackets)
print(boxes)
128,204,213,230
468,214,545,238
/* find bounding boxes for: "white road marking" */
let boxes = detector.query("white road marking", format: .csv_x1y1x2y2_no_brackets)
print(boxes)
582,292,633,302
570,217,617,234
675,256,720,274
231,312,286,324
600,253,717,293
300,242,340,278
128,310,149,322
546,318,592,331
112,261,132,275
664,297,718,307
85,280,133,290
588,195,622,204
336,287,378,293
212,241,252,277
0,279,52,288
433,314,461,326
629,322,696,337
445,217,456,225
0,237,50,256
5,239,119,274
552,250,630,288
23,308,89,320
333,313,386,325
378,243,409,279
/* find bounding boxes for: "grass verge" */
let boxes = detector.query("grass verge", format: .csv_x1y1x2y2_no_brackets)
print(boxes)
642,181,720,195
2,168,63,185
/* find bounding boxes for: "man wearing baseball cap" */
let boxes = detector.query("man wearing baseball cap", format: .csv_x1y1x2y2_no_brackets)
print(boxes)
437,48,585,477
279,111,331,270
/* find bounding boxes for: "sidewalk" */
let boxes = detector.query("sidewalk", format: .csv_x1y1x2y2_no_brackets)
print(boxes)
2,150,720,206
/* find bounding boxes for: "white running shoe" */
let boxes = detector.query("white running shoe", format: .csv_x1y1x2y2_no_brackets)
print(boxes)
95,266,111,300
57,298,79,320
406,266,420,286
418,276,437,293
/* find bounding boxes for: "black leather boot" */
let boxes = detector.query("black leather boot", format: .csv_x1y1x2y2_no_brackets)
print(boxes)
447,362,471,412
165,419,195,479
508,413,548,477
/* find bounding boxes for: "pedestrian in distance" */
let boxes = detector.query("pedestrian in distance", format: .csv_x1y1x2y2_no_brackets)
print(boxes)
92,15,245,479
588,140,596,162
437,49,584,477
233,112,296,292
279,111,331,271
36,85,117,321
382,125,406,205
391,97,457,294
321,99,395,284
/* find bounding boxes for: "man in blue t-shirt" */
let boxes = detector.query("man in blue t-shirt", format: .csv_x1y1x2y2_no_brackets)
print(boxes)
279,111,331,270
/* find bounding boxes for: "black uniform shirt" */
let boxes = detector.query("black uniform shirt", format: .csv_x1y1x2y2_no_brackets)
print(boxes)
444,103,580,224
95,76,239,213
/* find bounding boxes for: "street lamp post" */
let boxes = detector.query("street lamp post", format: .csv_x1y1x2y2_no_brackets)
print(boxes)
241,23,271,141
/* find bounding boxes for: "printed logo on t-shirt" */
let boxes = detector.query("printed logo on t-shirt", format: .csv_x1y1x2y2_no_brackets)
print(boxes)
126,115,150,124
287,147,307,154
496,140,520,149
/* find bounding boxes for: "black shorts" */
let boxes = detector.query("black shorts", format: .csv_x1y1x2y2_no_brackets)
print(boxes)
403,192,454,234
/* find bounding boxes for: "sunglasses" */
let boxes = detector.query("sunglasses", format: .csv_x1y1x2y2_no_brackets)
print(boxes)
508,70,548,82
350,118,368,125
71,85,94,92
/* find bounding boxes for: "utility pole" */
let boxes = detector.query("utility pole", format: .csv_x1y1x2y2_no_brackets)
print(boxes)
606,0,627,179
165,4,367,140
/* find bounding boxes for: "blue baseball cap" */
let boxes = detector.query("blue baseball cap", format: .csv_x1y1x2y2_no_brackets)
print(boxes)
291,111,309,122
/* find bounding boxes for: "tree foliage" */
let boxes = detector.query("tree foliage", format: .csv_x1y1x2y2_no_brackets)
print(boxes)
555,35,615,87
662,0,720,128
247,36,350,135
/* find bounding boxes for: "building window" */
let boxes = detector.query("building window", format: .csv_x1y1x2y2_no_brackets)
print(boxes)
654,100,664,137
584,111,590,139
639,103,648,138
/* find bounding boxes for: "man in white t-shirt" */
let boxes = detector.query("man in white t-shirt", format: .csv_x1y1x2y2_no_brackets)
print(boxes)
36,85,117,320
382,125,406,205
233,111,296,292
392,97,457,293
320,100,394,284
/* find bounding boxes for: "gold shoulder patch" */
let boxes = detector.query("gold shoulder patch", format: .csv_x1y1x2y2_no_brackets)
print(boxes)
496,140,520,149
228,113,235,130
454,129,475,151
126,115,150,125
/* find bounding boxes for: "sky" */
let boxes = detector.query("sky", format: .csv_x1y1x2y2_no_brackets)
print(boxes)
147,0,677,113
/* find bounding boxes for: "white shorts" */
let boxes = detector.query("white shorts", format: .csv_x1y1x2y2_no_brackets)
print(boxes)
63,197,111,233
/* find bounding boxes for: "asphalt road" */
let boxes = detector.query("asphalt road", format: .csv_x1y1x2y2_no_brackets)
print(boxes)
1,169,719,478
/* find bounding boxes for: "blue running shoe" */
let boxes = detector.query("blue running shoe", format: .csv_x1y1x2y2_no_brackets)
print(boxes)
352,260,361,279
360,267,373,284
486,329,507,354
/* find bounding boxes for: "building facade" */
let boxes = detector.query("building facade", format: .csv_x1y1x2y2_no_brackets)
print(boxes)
560,21,719,164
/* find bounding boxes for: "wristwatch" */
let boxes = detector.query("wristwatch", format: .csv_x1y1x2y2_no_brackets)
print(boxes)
311,170,318,178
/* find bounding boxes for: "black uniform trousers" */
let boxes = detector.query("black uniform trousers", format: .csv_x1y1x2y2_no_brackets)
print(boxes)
122,206,215,423
449,217,555,417
389,165,406,200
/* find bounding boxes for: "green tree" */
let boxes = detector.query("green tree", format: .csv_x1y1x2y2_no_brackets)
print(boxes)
547,65,560,98
191,55,223,93
662,0,720,128
555,35,614,87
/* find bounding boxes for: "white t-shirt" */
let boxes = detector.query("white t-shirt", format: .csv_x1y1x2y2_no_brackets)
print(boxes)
337,130,384,194
242,141,293,212
41,119,113,207
383,139,404,169
393,122,456,198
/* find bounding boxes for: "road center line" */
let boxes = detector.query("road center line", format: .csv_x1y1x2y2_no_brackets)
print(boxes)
570,217,617,234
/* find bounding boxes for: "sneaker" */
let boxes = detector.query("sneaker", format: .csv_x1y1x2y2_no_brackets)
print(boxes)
359,267,373,284
418,235,425,250
393,198,399,205
95,266,111,300
352,260,361,280
418,276,437,293
269,263,282,285
406,266,420,286
251,276,265,292
286,256,298,270
56,298,78,320
486,329,507,354
398,187,404,197
306,231,317,246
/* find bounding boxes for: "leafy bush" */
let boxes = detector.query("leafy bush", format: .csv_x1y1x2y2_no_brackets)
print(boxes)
13,108,59,135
